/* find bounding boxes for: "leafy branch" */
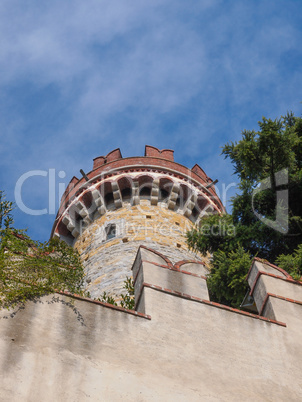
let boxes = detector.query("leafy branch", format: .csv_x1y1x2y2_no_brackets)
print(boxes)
98,277,135,310
0,191,86,309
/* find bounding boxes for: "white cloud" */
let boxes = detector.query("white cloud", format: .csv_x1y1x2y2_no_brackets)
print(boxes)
0,0,301,240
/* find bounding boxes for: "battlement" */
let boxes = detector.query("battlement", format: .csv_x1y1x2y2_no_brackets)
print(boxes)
247,257,302,322
2,246,302,400
131,247,302,327
144,145,174,161
57,146,221,212
52,146,224,241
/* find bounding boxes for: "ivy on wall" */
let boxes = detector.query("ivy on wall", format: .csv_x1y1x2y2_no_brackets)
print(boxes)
0,190,135,311
0,230,86,309
0,190,86,309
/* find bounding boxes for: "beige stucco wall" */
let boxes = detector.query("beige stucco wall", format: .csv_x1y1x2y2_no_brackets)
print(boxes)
0,292,301,401
1,252,302,401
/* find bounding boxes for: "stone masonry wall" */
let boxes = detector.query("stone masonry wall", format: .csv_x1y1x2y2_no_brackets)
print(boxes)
74,200,204,300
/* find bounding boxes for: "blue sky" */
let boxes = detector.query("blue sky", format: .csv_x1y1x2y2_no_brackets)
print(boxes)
0,0,301,241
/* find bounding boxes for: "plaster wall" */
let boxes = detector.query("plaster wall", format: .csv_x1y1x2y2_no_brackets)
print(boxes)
0,289,301,401
1,252,302,401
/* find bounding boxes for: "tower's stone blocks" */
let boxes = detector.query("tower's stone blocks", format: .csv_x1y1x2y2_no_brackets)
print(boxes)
51,146,224,299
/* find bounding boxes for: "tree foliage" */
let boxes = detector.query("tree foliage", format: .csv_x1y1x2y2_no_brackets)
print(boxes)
99,277,135,310
187,214,252,307
276,244,302,280
0,190,136,311
0,190,14,230
223,113,302,260
187,112,302,307
187,214,237,255
207,247,251,307
0,191,85,309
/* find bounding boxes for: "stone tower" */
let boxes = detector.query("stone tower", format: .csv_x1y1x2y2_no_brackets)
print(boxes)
51,146,224,299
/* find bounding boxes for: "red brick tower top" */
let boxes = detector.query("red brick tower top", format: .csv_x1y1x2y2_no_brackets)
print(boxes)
52,145,224,241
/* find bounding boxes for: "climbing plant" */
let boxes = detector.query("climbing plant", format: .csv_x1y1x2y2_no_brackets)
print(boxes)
0,191,86,309
99,276,135,310
0,190,136,311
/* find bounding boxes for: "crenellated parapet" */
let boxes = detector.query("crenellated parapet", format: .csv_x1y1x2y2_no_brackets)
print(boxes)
132,246,210,314
247,257,302,324
2,246,302,401
51,146,224,242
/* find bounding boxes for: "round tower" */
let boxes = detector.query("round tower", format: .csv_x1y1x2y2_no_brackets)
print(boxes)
51,146,224,299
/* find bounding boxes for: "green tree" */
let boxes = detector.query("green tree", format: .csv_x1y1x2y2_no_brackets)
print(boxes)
0,191,86,309
223,113,302,260
187,214,237,256
276,244,302,280
0,190,14,230
187,214,252,307
207,247,251,307
187,112,302,307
